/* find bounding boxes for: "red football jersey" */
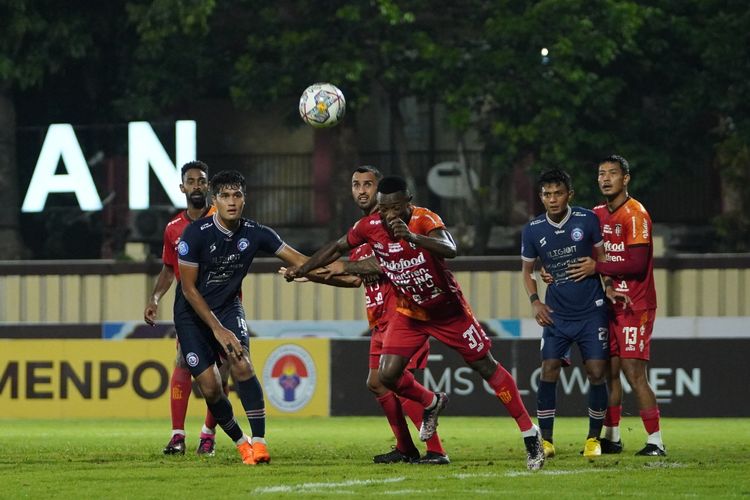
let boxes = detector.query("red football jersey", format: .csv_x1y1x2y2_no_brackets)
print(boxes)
347,206,464,320
162,206,216,282
592,197,657,310
350,243,394,329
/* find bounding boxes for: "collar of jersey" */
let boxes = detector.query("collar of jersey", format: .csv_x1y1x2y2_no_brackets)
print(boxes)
545,205,572,229
213,213,236,236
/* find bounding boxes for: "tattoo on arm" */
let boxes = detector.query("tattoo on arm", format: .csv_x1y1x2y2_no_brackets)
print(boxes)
343,257,381,275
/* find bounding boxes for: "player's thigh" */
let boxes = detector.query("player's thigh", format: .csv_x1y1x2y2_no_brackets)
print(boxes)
429,311,491,363
610,309,655,360
176,320,221,378
541,321,575,361
576,310,610,363
381,314,430,361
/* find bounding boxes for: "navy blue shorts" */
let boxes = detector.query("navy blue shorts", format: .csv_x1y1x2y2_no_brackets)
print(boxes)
541,308,609,362
175,304,250,377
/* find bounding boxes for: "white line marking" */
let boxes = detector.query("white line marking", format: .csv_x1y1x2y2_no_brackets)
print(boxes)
254,477,406,494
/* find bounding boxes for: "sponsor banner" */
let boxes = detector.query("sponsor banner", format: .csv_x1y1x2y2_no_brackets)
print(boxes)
0,338,329,418
331,338,749,417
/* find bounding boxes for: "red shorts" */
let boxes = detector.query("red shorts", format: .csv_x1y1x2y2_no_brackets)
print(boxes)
383,309,491,363
369,325,429,369
609,308,655,360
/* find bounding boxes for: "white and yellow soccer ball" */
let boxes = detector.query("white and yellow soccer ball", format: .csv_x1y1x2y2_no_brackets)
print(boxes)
299,82,346,128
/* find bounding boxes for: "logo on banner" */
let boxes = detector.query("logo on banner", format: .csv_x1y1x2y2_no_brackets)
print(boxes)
263,344,317,412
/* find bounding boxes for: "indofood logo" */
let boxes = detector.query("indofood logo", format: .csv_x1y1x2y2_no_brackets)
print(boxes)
263,344,317,412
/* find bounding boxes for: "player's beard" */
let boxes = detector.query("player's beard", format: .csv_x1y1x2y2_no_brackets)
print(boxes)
189,192,207,209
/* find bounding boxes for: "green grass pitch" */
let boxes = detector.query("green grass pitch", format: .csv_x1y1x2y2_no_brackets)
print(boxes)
2,417,748,499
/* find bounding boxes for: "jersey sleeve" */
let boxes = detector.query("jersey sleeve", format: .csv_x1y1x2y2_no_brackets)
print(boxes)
589,212,603,246
177,222,201,268
413,209,445,235
624,208,652,247
520,224,538,261
258,224,285,255
347,219,368,248
162,223,177,268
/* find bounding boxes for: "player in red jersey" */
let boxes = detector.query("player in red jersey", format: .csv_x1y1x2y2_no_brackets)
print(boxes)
350,167,448,465
567,155,666,456
143,160,228,456
286,175,545,471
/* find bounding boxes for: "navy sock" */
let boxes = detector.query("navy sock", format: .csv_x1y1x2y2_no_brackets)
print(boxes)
588,382,608,438
537,380,557,442
237,375,266,438
205,396,243,442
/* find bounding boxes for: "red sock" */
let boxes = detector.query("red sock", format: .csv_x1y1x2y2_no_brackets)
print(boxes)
376,392,416,453
170,366,192,431
487,364,533,432
394,370,434,407
400,397,445,455
640,406,660,434
204,382,229,432
604,405,622,427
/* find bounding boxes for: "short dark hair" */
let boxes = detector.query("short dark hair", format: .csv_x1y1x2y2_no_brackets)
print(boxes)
599,154,630,175
377,175,408,195
537,168,572,193
181,160,208,178
354,165,383,180
210,170,246,195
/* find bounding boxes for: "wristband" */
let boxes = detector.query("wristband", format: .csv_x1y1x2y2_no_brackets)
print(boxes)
529,293,539,304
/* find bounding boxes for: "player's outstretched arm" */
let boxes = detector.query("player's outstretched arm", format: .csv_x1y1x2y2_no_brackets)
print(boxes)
284,235,351,281
144,264,175,325
279,242,361,287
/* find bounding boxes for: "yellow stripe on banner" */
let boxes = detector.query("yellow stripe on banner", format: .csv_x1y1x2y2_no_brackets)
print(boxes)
0,338,330,419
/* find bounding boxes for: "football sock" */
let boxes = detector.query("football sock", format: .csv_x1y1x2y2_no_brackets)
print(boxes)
200,425,215,440
604,404,622,427
640,406,661,436
588,382,608,439
487,364,533,432
206,396,243,442
251,437,267,445
536,380,557,442
376,392,417,453
237,375,266,438
169,366,192,432
204,382,229,431
171,429,185,437
393,370,435,407
647,431,664,449
400,396,445,455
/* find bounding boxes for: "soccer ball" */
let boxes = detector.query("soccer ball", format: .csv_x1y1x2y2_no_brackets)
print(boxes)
299,83,346,128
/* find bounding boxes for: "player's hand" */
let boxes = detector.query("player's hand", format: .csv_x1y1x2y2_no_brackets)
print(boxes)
387,216,413,242
605,287,632,309
316,261,346,280
283,265,302,282
532,301,554,327
567,257,597,282
213,326,244,361
278,267,310,282
143,303,157,326
539,267,554,285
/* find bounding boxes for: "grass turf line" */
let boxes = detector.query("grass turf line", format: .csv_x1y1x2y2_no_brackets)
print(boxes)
1,417,748,499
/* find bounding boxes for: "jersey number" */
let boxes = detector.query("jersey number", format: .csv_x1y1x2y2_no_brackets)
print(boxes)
622,326,638,346
462,324,484,352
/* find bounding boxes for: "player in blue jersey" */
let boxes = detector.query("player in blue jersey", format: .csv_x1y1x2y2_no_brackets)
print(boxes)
176,170,360,465
521,169,626,458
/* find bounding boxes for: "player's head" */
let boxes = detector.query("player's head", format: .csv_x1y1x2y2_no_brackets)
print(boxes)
210,170,246,224
597,154,630,200
351,166,382,214
377,175,412,223
180,160,209,209
537,168,573,218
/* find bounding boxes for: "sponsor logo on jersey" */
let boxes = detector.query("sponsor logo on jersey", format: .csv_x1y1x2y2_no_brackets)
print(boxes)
642,219,649,240
263,344,317,412
185,352,199,367
373,242,384,250
200,222,212,230
571,227,584,241
554,229,565,235
381,252,426,271
177,241,189,256
369,219,382,225
388,242,403,253
530,219,543,225
237,238,249,252
603,224,612,234
209,243,216,253
540,237,547,247
604,241,625,252
547,245,576,258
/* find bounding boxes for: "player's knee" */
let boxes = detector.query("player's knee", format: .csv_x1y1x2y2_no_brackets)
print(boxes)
366,372,386,395
378,367,400,389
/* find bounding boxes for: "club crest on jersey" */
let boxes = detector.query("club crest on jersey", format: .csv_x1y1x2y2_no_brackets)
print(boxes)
570,227,584,242
177,241,189,256
185,352,199,367
237,238,250,252
615,224,622,236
